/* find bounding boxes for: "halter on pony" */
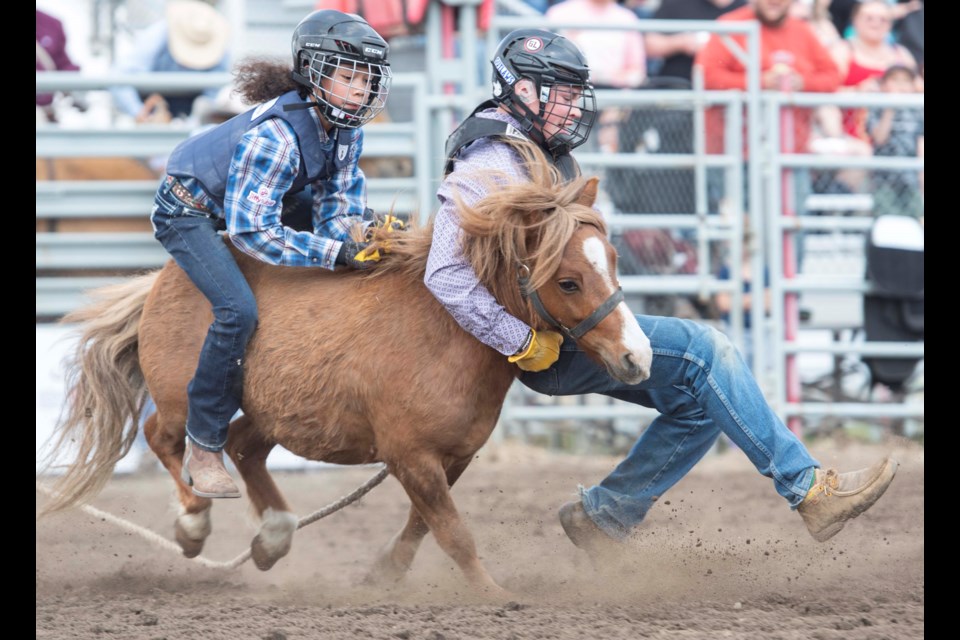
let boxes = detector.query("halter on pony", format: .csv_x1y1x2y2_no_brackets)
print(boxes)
517,263,624,341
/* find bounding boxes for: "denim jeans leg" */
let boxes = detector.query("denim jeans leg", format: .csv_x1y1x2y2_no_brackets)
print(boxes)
521,315,818,540
152,202,257,452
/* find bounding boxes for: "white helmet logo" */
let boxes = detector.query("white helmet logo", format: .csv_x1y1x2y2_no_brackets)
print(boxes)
524,38,543,52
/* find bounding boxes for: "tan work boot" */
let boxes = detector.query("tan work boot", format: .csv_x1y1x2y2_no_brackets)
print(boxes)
797,456,898,542
559,501,622,564
181,440,241,499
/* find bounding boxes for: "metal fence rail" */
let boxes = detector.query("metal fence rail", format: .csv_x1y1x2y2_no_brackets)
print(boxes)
36,11,923,437
36,71,431,318
36,178,420,218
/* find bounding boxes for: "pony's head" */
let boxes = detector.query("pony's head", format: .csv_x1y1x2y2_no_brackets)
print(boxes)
453,140,652,384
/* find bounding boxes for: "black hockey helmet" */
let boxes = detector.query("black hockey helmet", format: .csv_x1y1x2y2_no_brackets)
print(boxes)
291,10,392,128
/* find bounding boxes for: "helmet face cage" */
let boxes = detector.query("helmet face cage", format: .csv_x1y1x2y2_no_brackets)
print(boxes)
303,51,391,129
537,81,597,155
491,30,597,153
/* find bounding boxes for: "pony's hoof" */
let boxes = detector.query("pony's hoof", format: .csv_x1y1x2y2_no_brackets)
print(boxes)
361,568,402,588
474,584,515,604
174,520,205,558
363,554,409,586
250,534,286,571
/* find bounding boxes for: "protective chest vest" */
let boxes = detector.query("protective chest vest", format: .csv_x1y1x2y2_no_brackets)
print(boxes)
166,90,357,208
444,101,581,181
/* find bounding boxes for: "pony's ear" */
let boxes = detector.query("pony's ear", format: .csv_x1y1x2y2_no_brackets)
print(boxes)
577,177,599,208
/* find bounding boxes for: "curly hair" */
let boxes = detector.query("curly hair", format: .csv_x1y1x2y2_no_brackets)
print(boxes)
233,57,309,104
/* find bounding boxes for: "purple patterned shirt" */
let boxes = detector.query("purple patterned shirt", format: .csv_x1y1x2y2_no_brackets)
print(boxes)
425,109,533,356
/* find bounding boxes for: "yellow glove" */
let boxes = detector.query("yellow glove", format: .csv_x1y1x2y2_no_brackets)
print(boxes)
507,329,563,372
376,214,406,232
336,239,380,270
364,213,406,239
360,214,406,261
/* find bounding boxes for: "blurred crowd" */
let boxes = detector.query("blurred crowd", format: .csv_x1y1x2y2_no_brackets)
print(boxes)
37,0,924,317
36,0,924,155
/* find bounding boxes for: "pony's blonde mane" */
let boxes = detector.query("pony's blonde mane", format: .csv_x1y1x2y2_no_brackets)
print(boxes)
451,139,606,322
347,140,605,325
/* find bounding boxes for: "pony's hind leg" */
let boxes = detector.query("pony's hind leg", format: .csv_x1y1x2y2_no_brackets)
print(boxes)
391,453,507,597
224,414,296,571
143,411,213,558
366,456,472,585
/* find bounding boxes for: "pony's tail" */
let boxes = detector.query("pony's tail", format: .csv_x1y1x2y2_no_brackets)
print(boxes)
37,272,159,518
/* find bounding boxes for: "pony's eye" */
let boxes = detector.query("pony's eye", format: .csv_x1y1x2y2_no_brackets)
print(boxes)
558,280,579,293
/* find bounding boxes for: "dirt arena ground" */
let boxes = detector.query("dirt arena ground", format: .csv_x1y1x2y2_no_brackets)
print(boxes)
36,437,923,640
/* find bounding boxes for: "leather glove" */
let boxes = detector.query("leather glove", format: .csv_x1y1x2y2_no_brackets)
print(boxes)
375,213,406,232
507,328,563,372
364,213,406,240
336,239,379,270
357,213,407,262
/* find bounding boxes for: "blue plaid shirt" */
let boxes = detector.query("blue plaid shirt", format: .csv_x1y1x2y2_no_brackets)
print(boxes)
178,108,366,270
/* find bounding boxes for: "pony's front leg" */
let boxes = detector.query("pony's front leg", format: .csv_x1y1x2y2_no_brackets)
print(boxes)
224,414,296,571
143,411,212,558
366,457,472,585
392,454,509,599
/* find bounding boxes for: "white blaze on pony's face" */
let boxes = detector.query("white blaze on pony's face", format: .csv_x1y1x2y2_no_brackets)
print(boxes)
579,235,653,384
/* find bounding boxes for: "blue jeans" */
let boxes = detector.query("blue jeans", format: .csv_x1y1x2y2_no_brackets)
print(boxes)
520,316,818,541
151,178,258,452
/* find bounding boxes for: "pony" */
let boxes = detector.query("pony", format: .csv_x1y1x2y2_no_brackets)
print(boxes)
37,141,653,596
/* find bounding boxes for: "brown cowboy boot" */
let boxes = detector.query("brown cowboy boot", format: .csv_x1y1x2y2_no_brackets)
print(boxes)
797,456,898,542
181,439,241,499
559,500,622,564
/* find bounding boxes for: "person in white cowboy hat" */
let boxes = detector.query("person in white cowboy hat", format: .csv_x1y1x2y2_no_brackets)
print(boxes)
109,0,231,123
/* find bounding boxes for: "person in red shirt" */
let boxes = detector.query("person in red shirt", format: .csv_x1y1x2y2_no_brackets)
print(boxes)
695,0,841,156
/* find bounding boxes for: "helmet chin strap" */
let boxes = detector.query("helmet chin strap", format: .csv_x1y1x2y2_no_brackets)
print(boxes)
282,92,323,113
503,91,554,154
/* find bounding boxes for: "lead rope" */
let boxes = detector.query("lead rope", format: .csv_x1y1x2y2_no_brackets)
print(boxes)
36,465,389,570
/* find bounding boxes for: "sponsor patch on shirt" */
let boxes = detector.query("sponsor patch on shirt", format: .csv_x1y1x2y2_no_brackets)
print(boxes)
246,187,277,207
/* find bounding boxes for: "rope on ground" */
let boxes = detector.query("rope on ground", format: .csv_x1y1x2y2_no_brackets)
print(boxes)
36,465,390,570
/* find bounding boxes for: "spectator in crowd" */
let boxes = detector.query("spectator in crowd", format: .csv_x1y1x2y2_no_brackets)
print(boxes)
696,0,841,272
546,0,646,89
313,0,430,41
866,64,924,220
831,0,922,39
624,0,658,20
791,0,842,49
827,0,857,37
697,0,842,157
432,27,899,561
893,1,923,68
830,0,918,141
793,0,873,196
546,0,647,153
644,0,746,85
36,8,80,122
110,0,231,123
154,10,395,498
609,1,743,319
